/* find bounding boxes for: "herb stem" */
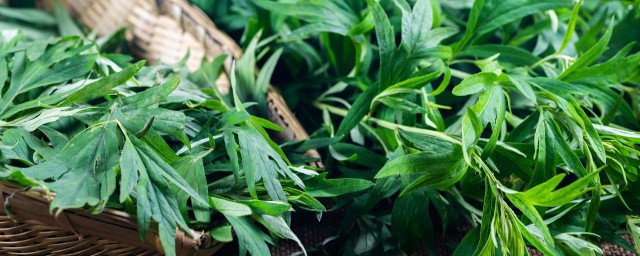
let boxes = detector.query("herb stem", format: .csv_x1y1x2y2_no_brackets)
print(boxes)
529,53,558,70
314,102,461,145
419,60,469,79
450,68,471,79
360,122,391,154
528,53,575,71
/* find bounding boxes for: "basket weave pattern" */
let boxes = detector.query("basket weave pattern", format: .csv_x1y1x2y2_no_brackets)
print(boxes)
0,0,316,255
0,215,155,256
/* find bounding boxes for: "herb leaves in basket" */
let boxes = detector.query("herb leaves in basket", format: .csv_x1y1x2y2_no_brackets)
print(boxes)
193,0,640,255
0,2,373,256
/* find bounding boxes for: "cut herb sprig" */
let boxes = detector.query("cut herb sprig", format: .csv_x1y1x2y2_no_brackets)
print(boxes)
229,0,640,254
0,2,374,256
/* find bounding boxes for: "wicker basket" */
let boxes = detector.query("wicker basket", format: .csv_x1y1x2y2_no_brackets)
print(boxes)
0,0,318,255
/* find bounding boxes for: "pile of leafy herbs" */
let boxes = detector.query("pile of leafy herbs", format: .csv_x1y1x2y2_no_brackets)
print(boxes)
192,0,640,255
0,2,374,256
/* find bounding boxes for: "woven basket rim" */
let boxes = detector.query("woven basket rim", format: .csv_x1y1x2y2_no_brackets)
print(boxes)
0,181,220,254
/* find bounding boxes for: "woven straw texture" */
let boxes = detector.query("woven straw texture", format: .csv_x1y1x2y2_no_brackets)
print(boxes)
0,182,224,255
0,0,317,255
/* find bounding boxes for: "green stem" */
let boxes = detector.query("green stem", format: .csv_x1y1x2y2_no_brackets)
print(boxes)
528,53,576,71
529,53,558,71
360,122,391,154
314,102,461,145
450,68,472,79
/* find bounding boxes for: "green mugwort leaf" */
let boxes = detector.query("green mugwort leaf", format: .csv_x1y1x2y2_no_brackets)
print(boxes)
558,19,614,80
452,72,497,96
60,61,144,106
